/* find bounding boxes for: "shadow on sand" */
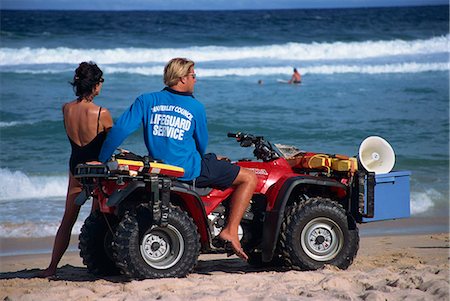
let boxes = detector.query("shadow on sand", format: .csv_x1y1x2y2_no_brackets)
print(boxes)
0,257,289,282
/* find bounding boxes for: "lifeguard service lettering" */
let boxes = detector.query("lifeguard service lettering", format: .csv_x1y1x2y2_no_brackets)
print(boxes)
152,105,193,121
150,105,193,141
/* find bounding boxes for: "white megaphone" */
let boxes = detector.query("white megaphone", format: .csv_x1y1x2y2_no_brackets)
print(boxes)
358,136,395,174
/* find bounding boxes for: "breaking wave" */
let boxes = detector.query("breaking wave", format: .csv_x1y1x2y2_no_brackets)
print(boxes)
410,188,443,215
0,221,85,238
106,62,449,76
0,121,37,128
2,62,448,77
0,35,447,66
0,168,67,201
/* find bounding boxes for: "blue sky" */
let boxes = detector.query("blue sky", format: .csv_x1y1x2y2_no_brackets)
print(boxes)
1,0,448,10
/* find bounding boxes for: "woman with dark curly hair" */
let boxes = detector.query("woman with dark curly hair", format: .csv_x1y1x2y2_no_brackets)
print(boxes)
40,62,113,277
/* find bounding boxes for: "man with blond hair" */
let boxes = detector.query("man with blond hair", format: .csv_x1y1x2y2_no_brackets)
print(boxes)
99,58,256,260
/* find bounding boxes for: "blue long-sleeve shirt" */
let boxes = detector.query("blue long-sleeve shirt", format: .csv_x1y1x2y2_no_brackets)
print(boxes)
99,88,208,181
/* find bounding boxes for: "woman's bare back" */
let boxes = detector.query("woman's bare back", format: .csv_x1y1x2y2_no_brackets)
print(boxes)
63,100,112,146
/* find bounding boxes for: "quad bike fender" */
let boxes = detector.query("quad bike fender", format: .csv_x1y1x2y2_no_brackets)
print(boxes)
171,186,211,249
261,176,347,262
106,181,146,207
106,181,211,249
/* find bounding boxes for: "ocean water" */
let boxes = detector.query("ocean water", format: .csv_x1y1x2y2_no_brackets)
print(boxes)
0,6,449,238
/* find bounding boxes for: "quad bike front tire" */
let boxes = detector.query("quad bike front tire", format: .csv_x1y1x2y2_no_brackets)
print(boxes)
280,197,359,270
113,206,201,279
79,210,121,275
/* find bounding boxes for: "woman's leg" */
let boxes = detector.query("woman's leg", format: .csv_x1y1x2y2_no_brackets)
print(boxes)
40,173,82,277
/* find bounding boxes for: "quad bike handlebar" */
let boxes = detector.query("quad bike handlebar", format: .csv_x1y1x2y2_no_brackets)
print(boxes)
227,132,282,162
227,132,259,147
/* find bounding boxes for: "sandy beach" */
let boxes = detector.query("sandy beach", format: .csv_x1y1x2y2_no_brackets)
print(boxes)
1,217,448,301
1,3,449,301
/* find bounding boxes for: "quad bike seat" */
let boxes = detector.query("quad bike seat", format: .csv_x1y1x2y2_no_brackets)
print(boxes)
174,181,213,196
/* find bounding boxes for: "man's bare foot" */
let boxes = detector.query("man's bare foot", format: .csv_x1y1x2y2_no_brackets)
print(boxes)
218,233,248,261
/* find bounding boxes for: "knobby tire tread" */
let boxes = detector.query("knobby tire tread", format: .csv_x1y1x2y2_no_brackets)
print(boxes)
279,197,359,270
113,206,201,279
79,210,121,276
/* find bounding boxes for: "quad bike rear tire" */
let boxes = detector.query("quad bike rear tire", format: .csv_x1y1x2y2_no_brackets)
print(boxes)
280,197,359,270
79,210,121,275
113,206,201,279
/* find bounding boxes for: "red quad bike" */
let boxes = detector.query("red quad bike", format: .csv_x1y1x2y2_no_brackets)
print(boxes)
74,132,411,279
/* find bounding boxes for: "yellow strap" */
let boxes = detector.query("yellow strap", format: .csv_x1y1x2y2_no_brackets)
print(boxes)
116,159,184,173
149,162,184,173
116,159,144,167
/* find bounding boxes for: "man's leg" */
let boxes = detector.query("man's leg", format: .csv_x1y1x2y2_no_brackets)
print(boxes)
218,168,257,260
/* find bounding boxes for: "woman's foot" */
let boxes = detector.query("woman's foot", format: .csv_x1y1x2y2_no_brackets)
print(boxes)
37,267,56,278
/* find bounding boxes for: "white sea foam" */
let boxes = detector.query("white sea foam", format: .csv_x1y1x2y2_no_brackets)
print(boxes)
0,168,67,201
0,221,85,238
106,62,449,76
0,121,37,128
7,62,448,77
410,189,441,215
0,121,21,128
0,35,448,66
303,62,449,75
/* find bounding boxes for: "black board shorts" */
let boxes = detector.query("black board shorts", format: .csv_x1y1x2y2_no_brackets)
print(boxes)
195,153,240,190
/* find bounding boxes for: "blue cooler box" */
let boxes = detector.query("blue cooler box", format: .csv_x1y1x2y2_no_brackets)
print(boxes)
363,170,411,222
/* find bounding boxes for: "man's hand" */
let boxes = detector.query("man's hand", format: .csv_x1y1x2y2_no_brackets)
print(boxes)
85,161,102,165
118,148,130,154
216,155,231,162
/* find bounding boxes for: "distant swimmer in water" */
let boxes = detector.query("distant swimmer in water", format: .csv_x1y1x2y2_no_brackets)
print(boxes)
288,68,302,84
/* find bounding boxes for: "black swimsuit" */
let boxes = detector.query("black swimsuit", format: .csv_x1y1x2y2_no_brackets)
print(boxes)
67,107,107,175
